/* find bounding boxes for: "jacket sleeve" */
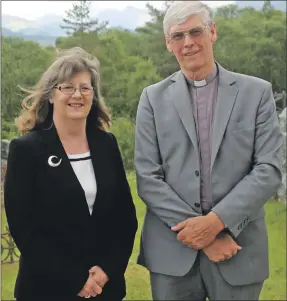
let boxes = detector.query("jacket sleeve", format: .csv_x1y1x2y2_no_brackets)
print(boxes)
4,138,89,295
134,88,200,230
212,82,283,238
96,134,138,280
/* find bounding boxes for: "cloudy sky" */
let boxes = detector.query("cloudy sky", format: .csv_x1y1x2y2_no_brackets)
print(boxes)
2,1,235,20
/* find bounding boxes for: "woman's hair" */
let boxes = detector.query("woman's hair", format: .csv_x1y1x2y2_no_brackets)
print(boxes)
16,47,111,134
163,1,213,37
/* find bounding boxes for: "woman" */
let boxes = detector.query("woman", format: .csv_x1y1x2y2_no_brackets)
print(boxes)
4,47,138,301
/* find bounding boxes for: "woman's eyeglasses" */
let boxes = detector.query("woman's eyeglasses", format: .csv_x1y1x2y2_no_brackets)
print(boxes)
54,85,94,95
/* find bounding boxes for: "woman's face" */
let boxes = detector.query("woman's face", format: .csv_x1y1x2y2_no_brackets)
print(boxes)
51,72,94,121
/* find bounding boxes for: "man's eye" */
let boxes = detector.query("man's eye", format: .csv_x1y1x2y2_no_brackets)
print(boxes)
190,29,202,35
172,33,184,40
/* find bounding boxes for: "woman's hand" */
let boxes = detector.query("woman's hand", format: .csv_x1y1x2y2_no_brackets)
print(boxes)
89,266,109,288
77,273,103,298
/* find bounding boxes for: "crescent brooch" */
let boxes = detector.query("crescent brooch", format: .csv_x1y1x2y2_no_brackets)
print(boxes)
48,155,62,167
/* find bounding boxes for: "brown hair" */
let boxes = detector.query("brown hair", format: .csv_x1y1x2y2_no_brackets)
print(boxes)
16,47,111,134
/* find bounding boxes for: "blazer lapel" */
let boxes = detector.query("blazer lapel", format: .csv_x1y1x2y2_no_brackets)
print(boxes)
169,71,199,154
39,124,90,217
86,125,110,215
211,65,239,170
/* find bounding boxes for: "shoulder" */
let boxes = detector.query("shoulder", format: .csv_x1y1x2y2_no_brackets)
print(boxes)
144,71,178,97
94,128,118,148
9,130,41,152
229,70,271,92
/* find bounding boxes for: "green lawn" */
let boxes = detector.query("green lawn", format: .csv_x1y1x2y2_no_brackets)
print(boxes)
2,174,286,300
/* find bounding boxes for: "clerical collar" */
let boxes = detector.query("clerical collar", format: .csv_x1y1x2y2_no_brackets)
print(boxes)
184,63,218,87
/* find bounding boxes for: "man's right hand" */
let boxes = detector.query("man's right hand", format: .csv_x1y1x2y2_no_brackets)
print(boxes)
77,274,103,298
203,233,242,262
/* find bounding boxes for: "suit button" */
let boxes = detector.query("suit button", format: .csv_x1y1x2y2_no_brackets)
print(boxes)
194,202,201,208
195,170,200,177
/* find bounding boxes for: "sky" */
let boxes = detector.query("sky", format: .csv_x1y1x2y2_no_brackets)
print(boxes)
2,1,235,20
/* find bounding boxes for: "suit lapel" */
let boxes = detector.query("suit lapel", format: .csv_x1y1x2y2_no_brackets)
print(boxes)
169,71,199,154
211,65,239,170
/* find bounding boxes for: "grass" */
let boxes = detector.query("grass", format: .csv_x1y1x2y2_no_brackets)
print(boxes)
1,173,286,300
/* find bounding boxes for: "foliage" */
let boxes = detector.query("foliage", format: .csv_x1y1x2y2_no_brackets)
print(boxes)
110,118,135,171
213,5,286,92
1,37,55,121
61,0,107,35
2,120,18,140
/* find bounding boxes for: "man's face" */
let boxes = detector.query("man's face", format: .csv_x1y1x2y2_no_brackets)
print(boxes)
166,14,217,74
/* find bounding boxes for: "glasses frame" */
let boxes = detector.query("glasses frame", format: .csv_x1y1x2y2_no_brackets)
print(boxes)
168,25,210,43
54,85,94,96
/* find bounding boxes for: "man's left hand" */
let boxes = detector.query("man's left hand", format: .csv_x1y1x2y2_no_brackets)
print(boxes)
171,212,225,249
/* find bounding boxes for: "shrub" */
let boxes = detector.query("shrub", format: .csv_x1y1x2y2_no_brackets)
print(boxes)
110,117,135,171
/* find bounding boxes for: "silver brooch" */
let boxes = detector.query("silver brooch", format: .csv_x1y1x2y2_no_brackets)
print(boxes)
48,155,62,167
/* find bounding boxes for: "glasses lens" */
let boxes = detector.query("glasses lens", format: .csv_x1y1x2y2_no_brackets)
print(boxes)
171,32,184,41
81,87,92,95
60,86,74,94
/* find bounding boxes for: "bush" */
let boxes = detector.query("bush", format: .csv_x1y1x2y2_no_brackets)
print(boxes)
110,117,135,171
2,120,18,140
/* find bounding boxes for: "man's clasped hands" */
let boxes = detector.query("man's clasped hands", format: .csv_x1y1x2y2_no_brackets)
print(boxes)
171,212,242,262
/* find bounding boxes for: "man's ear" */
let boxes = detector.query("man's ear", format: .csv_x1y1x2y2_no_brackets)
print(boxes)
166,38,173,52
210,23,217,43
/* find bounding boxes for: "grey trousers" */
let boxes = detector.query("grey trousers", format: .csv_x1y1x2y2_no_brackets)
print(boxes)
150,251,263,300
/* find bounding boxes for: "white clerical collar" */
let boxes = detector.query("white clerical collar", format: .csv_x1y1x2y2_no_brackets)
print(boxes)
184,63,218,87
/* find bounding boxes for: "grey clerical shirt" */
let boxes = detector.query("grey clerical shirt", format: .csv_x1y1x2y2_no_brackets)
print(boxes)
184,64,219,213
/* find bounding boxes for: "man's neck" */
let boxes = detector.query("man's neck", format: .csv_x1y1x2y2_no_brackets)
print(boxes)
183,62,215,81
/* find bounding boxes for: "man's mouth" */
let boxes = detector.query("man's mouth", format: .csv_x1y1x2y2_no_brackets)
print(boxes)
184,51,199,56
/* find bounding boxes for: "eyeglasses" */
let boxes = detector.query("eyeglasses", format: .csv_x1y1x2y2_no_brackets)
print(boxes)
54,85,94,95
168,25,209,43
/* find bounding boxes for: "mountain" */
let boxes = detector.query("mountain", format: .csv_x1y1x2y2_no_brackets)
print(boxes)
236,1,286,11
36,14,66,37
95,6,149,30
3,2,285,46
1,6,149,45
2,15,60,45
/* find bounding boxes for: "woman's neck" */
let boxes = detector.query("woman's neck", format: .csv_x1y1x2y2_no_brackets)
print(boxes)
53,116,87,142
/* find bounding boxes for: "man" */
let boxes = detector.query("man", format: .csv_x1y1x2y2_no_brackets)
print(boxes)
134,1,282,300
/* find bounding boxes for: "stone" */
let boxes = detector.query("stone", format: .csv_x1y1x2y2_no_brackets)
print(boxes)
1,139,10,160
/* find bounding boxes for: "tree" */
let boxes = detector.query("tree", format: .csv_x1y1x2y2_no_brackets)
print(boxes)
2,37,55,121
135,1,178,78
61,1,107,35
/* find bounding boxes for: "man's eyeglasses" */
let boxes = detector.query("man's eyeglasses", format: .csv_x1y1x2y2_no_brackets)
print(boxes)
54,85,94,95
168,25,209,43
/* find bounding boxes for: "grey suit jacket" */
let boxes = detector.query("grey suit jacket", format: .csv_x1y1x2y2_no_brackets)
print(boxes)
134,63,282,286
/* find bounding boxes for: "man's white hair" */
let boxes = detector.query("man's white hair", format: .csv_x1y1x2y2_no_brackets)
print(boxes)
163,1,213,36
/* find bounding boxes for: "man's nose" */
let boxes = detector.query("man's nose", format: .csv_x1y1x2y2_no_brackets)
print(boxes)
183,33,195,47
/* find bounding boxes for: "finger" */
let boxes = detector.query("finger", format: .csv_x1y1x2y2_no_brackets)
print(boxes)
84,287,95,298
89,266,100,274
237,245,242,251
172,220,187,231
78,290,85,297
92,281,103,295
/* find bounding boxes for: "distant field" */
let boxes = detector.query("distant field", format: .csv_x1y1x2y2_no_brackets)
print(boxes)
2,174,286,300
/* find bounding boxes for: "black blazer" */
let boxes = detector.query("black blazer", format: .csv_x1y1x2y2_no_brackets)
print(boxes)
4,123,138,300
